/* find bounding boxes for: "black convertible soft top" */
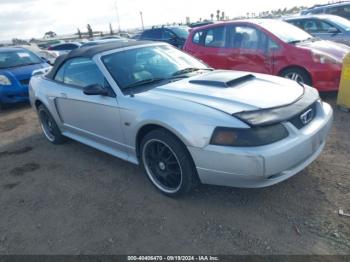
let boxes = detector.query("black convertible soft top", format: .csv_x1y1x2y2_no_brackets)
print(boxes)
46,40,153,80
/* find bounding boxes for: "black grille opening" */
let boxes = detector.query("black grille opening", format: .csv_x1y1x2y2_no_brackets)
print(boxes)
289,102,317,129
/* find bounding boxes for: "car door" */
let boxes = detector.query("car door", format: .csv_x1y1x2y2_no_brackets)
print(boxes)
226,24,272,74
188,25,230,69
52,57,127,158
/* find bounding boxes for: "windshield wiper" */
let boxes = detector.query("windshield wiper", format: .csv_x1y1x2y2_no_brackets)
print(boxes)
288,37,318,44
171,67,213,76
123,78,165,89
287,40,302,44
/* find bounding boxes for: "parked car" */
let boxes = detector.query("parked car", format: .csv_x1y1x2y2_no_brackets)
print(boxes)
99,36,122,40
48,42,82,56
0,47,50,109
183,19,350,92
131,33,141,40
80,38,129,48
139,26,190,48
19,44,58,65
301,1,350,20
29,41,333,196
118,33,131,38
189,21,214,28
284,15,350,46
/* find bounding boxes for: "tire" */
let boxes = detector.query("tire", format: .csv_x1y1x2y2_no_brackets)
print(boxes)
140,129,199,197
280,68,312,86
37,105,66,144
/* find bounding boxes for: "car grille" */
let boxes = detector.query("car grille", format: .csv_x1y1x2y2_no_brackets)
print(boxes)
289,102,317,129
20,79,30,86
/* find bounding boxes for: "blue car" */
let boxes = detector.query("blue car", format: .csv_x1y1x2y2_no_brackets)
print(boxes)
0,47,50,109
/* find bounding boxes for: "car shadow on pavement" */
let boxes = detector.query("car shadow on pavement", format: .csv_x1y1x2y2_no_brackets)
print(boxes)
0,103,31,116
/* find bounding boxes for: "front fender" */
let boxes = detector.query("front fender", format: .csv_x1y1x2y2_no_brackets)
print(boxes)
119,96,246,150
134,110,213,148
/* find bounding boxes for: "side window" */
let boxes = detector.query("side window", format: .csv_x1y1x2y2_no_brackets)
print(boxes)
268,38,280,50
141,30,152,39
327,6,340,15
231,26,267,50
318,20,335,32
163,30,175,40
204,26,226,48
311,8,324,14
51,45,65,51
54,64,65,82
66,44,79,50
192,30,205,45
55,58,106,89
328,5,350,19
141,29,162,39
302,20,319,33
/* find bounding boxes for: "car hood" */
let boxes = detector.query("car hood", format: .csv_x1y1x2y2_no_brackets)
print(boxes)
0,63,49,81
149,70,305,114
296,40,350,61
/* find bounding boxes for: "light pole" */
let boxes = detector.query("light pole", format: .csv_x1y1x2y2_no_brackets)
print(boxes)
140,11,144,30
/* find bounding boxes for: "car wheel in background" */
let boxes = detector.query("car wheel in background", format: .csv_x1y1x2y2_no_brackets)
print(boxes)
38,105,66,144
140,129,199,196
280,68,312,86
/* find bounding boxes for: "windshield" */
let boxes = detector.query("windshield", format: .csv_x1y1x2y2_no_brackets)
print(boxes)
102,45,208,91
328,16,350,31
0,49,42,69
170,27,190,39
259,20,313,43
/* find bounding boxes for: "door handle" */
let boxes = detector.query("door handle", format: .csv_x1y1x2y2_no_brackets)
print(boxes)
60,93,68,98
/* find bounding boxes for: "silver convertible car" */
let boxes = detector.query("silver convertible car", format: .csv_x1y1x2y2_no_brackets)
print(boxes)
29,41,333,196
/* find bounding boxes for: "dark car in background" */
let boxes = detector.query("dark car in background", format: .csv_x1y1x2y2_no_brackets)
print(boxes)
285,15,350,46
184,19,350,92
80,38,129,48
139,26,190,48
189,21,214,28
48,42,82,55
301,1,350,20
0,47,50,109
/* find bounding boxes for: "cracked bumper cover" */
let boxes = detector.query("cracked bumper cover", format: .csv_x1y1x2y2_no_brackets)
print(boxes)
188,101,333,188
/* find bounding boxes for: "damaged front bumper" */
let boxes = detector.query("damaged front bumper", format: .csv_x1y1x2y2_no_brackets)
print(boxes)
188,101,333,188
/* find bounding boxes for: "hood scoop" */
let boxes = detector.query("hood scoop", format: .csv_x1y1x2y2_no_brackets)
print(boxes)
189,71,255,88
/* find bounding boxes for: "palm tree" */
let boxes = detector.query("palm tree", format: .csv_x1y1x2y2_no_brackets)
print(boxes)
87,24,93,38
77,28,82,39
109,23,113,35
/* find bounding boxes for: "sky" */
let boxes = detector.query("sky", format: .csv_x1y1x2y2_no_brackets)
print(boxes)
0,0,332,41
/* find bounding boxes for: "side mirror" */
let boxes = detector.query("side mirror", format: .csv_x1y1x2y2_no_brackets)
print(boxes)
83,84,109,96
327,27,339,34
41,57,52,65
